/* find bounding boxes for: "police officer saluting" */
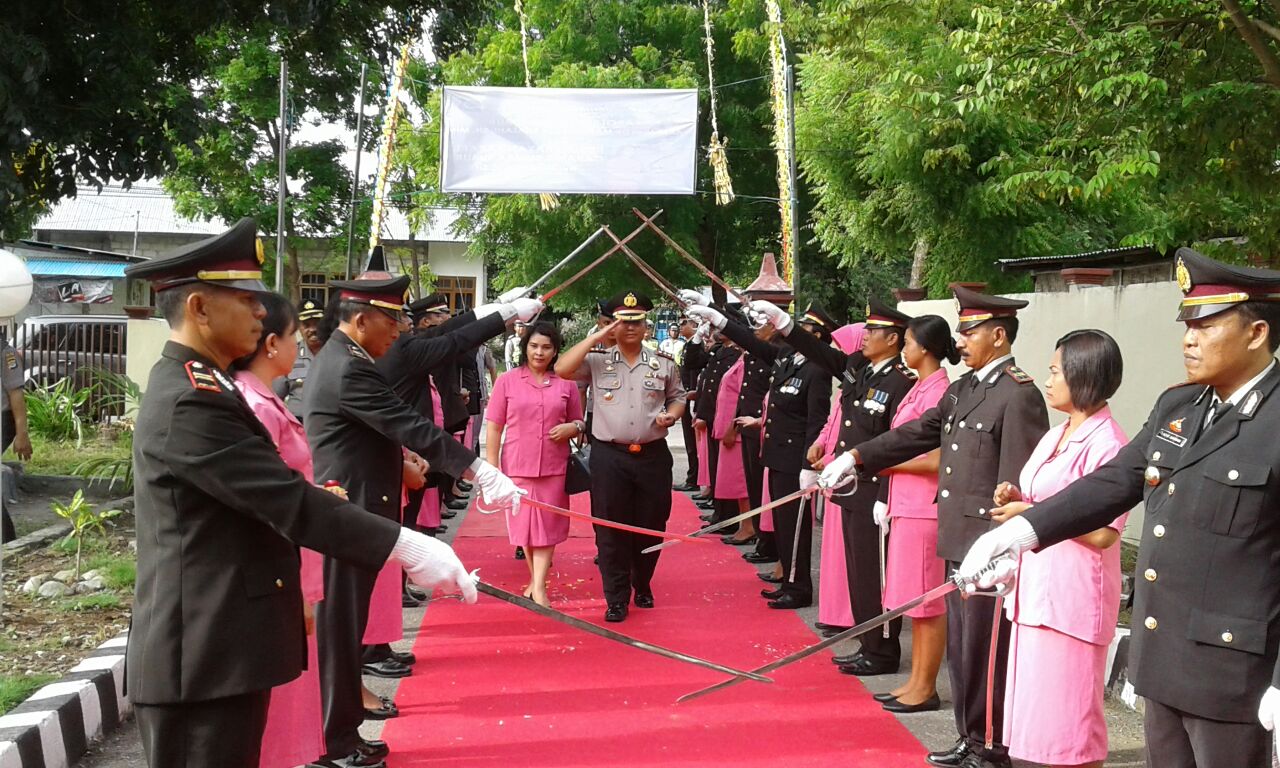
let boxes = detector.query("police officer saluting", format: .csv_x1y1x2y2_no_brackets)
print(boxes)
123,219,499,768
962,249,1280,767
557,291,686,623
821,285,1048,768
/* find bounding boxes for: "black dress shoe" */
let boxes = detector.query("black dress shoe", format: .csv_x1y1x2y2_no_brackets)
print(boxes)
820,626,850,638
758,572,783,583
404,585,427,601
696,500,715,510
357,739,389,759
673,482,697,491
837,656,899,677
956,754,1011,768
832,651,864,666
389,649,415,666
515,546,525,560
361,659,411,678
604,603,629,622
743,551,777,564
691,492,710,501
364,697,399,720
445,499,468,510
456,480,473,492
926,738,972,768
312,751,386,768
441,508,458,519
814,621,845,632
761,587,784,599
872,692,898,703
722,534,756,546
634,593,654,608
768,594,811,609
882,693,941,713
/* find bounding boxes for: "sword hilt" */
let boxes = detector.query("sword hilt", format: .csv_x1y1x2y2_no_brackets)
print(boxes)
950,553,1018,595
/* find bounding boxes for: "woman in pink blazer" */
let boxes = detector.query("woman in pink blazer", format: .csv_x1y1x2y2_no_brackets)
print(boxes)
990,330,1128,768
878,315,957,712
714,349,752,543
486,321,585,607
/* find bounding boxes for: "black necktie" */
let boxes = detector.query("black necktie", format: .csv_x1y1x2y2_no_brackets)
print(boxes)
1206,400,1234,430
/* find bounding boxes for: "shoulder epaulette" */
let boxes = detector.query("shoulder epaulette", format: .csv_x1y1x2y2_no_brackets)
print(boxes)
347,343,372,362
1165,380,1197,390
184,360,222,392
588,347,606,354
656,350,675,361
1004,364,1034,384
894,360,918,380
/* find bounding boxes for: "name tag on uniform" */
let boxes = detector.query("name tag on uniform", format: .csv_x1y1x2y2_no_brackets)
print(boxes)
1156,428,1187,448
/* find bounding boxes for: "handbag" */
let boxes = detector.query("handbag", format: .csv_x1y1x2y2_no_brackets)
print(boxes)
564,438,592,494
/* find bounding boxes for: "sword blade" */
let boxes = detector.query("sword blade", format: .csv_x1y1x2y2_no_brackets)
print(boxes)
642,487,813,554
600,226,685,305
474,581,773,683
522,497,713,544
676,580,959,704
630,207,751,305
538,212,661,302
527,226,608,292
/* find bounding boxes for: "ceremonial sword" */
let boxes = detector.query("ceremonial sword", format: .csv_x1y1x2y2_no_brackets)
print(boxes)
675,555,1016,703
641,486,820,554
520,497,714,545
472,580,773,683
526,226,608,294
539,210,663,302
600,226,688,307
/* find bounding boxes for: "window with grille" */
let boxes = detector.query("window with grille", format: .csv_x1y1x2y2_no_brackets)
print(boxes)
433,276,476,313
300,273,339,306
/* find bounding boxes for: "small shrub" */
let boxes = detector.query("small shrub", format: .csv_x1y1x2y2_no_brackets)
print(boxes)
51,491,123,579
25,378,91,445
58,594,123,613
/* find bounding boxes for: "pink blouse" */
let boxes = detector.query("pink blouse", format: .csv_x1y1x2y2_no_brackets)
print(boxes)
712,358,745,440
486,368,583,478
1010,406,1129,645
886,368,950,519
234,371,324,604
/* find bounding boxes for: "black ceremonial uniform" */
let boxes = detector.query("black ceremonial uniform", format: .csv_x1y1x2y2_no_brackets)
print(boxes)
1019,249,1280,767
735,339,773,515
854,288,1046,765
721,312,831,605
679,334,708,488
695,337,742,523
784,299,916,667
123,220,404,768
305,289,477,761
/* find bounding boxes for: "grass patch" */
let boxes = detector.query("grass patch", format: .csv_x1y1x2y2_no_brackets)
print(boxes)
0,673,58,714
5,430,130,477
84,552,136,590
58,594,123,613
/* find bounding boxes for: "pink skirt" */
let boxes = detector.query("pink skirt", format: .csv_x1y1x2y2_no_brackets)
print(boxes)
696,430,710,487
1004,622,1109,763
259,628,323,768
759,468,773,532
817,501,853,627
714,439,747,500
507,474,571,547
417,488,441,529
883,517,946,619
362,559,403,644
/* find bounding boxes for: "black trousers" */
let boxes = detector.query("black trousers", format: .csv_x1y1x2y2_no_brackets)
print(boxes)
1144,697,1272,767
589,440,673,604
740,430,776,558
945,560,1011,761
680,409,699,486
840,480,900,664
768,469,811,601
317,556,379,757
136,689,271,768
1,411,15,543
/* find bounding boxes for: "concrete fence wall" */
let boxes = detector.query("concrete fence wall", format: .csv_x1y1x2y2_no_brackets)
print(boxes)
900,279,1189,541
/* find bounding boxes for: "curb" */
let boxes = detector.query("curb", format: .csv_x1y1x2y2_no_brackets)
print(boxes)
0,632,130,768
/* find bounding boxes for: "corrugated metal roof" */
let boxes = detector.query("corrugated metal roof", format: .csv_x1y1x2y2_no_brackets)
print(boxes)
34,184,227,236
23,259,128,278
380,206,470,243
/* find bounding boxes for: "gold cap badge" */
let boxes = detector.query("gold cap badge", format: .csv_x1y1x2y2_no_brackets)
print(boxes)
624,293,638,308
255,238,266,266
1176,257,1191,293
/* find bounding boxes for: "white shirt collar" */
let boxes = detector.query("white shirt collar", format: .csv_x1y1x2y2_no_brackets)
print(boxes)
1215,359,1277,407
973,353,1014,384
869,356,895,375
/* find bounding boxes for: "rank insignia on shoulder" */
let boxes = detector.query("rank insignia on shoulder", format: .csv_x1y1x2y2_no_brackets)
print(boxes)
1004,364,1034,384
185,361,222,392
1241,389,1263,417
894,361,917,380
346,344,371,362
3,351,15,370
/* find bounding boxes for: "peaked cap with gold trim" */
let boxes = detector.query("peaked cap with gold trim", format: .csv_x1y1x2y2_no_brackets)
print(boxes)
331,274,411,315
865,296,911,330
1174,247,1280,321
604,291,653,321
124,217,267,292
952,284,1028,332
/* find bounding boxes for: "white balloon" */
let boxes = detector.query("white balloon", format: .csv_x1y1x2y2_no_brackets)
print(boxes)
0,250,33,318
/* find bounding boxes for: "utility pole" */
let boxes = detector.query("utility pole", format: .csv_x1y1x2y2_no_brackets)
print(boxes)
785,63,800,306
275,57,289,294
344,63,368,280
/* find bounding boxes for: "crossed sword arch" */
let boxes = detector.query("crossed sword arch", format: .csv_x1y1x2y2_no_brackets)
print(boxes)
462,209,1006,708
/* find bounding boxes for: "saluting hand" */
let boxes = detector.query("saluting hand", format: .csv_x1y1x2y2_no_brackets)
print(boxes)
993,481,1022,506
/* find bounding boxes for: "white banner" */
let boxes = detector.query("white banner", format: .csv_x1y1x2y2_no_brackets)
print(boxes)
440,86,698,195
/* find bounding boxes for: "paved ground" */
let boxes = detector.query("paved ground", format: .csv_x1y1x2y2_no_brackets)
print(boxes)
75,431,1145,767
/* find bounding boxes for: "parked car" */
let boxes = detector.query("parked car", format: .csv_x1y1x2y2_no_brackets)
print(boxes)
14,315,128,392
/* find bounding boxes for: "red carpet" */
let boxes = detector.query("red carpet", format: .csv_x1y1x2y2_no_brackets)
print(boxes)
382,490,926,766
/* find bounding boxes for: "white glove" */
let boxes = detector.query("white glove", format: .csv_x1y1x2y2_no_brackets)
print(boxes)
510,297,544,322
749,300,793,333
470,459,527,514
799,469,819,490
389,528,477,603
474,302,502,319
818,451,857,489
679,288,709,307
498,285,531,303
1259,686,1280,731
873,500,889,529
686,305,727,330
956,516,1038,593
691,320,712,344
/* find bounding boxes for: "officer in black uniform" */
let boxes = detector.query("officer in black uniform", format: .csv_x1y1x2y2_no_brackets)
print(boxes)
691,317,742,519
674,315,706,491
304,275,524,767
689,301,833,608
122,219,489,768
755,296,917,674
821,285,1048,768
557,292,686,623
962,248,1280,768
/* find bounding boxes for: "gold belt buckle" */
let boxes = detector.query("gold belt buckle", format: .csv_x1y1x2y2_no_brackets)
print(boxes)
628,443,642,454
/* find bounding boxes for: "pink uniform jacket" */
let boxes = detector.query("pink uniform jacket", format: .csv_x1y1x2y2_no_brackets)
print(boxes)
485,368,583,478
1010,407,1129,645
886,369,950,520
